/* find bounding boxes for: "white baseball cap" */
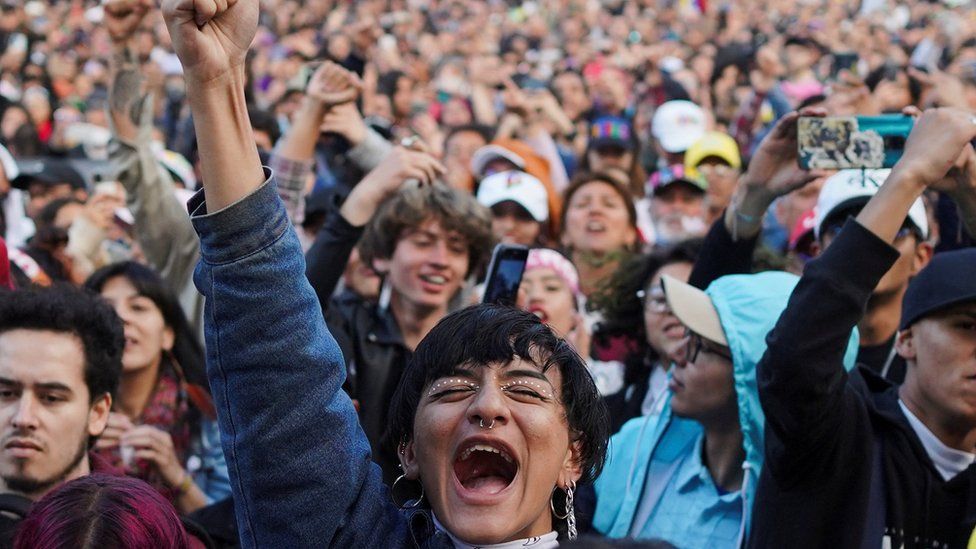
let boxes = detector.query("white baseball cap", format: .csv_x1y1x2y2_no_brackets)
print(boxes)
814,169,928,240
476,170,549,222
651,100,707,154
471,145,526,179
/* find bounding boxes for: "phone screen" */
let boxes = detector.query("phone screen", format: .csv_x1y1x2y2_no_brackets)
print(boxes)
482,245,529,305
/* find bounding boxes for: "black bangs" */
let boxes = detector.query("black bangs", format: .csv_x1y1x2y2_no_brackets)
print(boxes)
384,304,610,486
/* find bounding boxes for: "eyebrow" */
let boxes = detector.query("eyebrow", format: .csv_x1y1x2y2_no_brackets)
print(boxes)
0,378,74,394
500,368,554,387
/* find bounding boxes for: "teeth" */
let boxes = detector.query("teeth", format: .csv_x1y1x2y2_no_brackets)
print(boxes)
586,221,605,231
422,275,447,284
532,310,545,318
459,444,513,463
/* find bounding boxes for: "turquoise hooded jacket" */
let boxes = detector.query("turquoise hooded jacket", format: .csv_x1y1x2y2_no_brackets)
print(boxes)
593,271,860,547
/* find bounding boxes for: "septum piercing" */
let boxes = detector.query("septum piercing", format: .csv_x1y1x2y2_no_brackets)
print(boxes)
480,418,495,430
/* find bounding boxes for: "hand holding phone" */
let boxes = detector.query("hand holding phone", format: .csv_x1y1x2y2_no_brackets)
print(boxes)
482,244,529,306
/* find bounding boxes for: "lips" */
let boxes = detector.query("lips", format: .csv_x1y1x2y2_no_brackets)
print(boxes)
527,305,549,323
419,273,450,293
453,438,519,501
4,438,42,458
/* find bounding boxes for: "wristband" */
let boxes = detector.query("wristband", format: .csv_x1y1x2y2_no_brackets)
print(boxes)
177,471,193,494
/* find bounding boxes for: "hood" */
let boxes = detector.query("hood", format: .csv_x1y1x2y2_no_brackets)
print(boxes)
706,271,860,474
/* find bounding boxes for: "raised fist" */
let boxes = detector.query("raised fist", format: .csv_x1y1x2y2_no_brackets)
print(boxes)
104,0,152,44
161,0,258,85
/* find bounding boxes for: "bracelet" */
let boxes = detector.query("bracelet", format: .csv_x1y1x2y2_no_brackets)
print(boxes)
735,210,761,223
176,471,193,495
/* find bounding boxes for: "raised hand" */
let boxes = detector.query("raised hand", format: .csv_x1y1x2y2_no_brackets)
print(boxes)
306,61,363,107
104,0,152,44
339,145,446,227
895,108,976,187
742,108,830,198
161,0,259,85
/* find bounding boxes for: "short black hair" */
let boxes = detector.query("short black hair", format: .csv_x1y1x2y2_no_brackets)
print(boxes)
0,285,123,402
386,304,610,485
444,124,493,148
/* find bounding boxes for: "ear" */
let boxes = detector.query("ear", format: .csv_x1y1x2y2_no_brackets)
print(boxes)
912,241,933,275
398,438,422,480
557,440,584,489
162,326,175,353
87,393,112,439
895,328,916,362
372,257,391,275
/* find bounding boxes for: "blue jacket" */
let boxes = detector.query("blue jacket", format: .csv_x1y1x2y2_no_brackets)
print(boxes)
592,271,859,547
188,177,453,548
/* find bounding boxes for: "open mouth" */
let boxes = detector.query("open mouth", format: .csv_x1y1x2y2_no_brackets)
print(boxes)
453,441,518,496
420,274,448,286
585,220,606,233
528,305,549,323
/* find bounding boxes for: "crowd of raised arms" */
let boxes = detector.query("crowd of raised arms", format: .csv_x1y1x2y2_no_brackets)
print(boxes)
1,0,976,547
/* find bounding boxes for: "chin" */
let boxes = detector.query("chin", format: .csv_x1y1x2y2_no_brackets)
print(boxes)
441,510,526,545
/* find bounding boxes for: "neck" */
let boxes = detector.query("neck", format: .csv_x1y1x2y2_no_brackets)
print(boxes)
118,355,162,419
900,382,976,452
701,416,746,492
571,250,622,297
859,289,905,346
391,292,447,351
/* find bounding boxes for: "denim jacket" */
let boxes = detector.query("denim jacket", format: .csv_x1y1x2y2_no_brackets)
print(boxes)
188,174,451,548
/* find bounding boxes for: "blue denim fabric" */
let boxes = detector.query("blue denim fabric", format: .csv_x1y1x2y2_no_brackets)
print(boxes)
188,175,429,547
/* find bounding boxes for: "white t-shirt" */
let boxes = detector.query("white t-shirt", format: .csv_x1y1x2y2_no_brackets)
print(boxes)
899,400,976,481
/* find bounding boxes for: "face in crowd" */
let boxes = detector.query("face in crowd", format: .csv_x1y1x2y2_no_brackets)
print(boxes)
0,330,110,498
562,178,637,256
642,261,695,364
390,307,607,545
98,275,175,376
378,218,471,311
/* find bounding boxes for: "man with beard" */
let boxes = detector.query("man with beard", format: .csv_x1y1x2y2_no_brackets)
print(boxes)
0,285,122,546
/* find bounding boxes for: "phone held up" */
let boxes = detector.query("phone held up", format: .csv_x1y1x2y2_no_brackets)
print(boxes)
482,244,529,306
797,115,914,170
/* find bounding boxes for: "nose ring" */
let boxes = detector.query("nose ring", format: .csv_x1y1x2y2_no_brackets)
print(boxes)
479,418,495,430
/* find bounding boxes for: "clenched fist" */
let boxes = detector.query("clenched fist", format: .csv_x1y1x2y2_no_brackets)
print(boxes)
161,0,258,85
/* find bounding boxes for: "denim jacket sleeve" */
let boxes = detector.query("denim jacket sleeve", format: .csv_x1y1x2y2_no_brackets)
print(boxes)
188,174,407,548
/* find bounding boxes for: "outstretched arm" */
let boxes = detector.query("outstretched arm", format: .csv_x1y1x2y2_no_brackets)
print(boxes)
162,1,405,546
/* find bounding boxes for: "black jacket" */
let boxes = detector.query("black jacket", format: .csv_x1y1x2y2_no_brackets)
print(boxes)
748,220,976,548
305,209,409,484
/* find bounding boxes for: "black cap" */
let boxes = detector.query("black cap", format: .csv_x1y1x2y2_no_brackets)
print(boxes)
900,248,976,330
11,158,87,191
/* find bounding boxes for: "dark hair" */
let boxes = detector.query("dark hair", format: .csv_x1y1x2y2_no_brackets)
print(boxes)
84,262,212,413
247,104,281,149
35,197,84,230
0,285,123,402
358,184,495,278
444,124,493,148
386,305,610,486
14,474,190,549
560,172,639,241
864,64,923,105
592,240,703,383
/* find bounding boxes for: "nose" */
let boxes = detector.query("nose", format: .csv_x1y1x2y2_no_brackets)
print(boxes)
11,394,39,431
426,240,450,267
671,335,691,368
467,381,509,430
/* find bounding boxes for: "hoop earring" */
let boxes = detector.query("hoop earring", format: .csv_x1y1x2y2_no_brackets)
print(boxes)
391,474,424,509
550,481,577,540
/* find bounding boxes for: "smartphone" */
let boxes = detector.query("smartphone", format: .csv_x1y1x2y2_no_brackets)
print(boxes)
797,115,914,170
482,244,529,306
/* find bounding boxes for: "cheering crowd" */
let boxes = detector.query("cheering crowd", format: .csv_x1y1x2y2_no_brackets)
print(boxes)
2,0,976,547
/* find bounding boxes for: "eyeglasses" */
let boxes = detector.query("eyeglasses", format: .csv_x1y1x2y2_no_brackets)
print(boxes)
685,331,733,364
636,288,670,314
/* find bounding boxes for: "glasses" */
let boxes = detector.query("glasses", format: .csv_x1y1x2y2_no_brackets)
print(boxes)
685,331,732,363
636,288,670,314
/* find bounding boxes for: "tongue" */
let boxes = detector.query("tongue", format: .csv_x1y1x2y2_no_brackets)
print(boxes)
462,475,510,494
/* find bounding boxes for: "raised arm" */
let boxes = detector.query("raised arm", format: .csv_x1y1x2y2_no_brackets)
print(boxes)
757,108,976,480
162,1,404,545
689,109,827,289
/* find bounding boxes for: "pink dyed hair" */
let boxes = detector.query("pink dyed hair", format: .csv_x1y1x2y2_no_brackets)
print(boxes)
14,474,190,549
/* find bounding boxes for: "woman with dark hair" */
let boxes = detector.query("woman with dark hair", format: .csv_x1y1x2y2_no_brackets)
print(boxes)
84,262,229,514
560,172,640,299
14,474,190,549
591,240,703,432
